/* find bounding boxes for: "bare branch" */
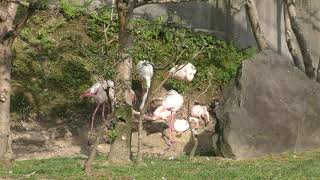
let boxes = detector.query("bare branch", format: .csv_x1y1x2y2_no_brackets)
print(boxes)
186,96,198,159
194,72,213,102
317,57,320,83
103,4,115,48
230,1,246,12
6,0,30,7
8,5,35,45
135,0,206,8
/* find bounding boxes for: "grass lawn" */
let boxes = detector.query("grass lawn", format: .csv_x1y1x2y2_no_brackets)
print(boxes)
1,149,320,179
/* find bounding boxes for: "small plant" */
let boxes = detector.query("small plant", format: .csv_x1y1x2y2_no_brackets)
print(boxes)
108,129,117,143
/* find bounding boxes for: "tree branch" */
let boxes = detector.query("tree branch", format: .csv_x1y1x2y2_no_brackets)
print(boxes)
8,5,35,45
135,0,206,8
187,96,198,159
6,0,30,7
316,57,320,83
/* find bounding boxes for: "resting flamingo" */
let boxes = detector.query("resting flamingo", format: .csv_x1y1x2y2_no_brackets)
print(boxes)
149,90,184,145
169,63,196,81
191,104,210,126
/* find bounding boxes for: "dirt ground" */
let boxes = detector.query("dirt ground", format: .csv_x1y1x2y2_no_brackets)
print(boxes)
12,117,216,161
12,88,218,161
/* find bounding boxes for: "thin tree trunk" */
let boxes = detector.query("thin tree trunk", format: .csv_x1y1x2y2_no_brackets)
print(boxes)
0,2,19,164
284,0,315,79
0,45,13,164
84,123,104,173
187,96,198,159
283,2,304,71
244,0,268,51
317,58,320,83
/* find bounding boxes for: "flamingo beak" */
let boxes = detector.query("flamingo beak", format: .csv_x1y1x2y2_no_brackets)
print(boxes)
80,91,93,99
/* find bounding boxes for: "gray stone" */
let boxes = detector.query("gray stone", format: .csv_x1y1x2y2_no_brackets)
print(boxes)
214,50,320,159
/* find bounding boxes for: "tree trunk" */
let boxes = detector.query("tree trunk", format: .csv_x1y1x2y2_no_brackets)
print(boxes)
108,0,136,163
245,0,268,51
284,0,315,79
0,45,13,164
283,2,304,71
0,2,19,164
108,55,133,163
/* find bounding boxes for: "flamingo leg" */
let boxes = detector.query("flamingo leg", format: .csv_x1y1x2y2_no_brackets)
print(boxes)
168,111,175,146
140,81,145,110
102,103,106,124
90,103,101,135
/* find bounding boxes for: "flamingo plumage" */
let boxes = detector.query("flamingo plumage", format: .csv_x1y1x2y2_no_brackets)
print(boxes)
136,60,154,110
191,105,210,126
169,63,196,81
81,80,115,138
152,90,184,145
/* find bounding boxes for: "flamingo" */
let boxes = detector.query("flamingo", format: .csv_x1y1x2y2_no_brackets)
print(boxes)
174,119,199,134
81,80,115,136
191,104,210,126
136,60,154,110
169,63,196,81
150,90,184,145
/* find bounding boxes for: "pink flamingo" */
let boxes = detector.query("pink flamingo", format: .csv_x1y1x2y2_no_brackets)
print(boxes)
147,90,184,145
169,63,196,81
191,104,210,126
81,80,115,136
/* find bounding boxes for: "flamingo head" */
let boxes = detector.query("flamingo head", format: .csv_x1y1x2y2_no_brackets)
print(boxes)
80,90,95,99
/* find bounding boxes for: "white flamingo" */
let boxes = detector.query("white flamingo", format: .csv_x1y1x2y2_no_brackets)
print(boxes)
169,63,196,81
191,105,210,126
81,80,115,135
136,60,154,110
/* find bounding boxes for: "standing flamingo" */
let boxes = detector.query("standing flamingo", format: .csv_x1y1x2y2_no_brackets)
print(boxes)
169,63,196,81
151,90,184,145
191,104,210,126
81,80,115,136
136,60,154,110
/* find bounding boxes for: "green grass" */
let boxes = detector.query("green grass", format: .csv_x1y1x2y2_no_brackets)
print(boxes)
1,149,320,179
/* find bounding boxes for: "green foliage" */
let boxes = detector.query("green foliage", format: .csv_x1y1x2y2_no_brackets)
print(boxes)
58,0,89,20
129,17,255,95
12,8,255,123
10,92,32,120
108,129,117,143
2,150,320,179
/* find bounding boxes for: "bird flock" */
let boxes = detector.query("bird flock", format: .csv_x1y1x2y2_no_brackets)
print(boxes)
81,60,211,146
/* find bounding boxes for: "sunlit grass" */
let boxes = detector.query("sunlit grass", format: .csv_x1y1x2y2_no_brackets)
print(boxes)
1,149,320,179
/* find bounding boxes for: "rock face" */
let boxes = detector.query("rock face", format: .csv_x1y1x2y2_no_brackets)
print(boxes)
214,50,320,159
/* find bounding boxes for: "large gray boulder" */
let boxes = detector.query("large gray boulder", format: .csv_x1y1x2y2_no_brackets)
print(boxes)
214,50,320,159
